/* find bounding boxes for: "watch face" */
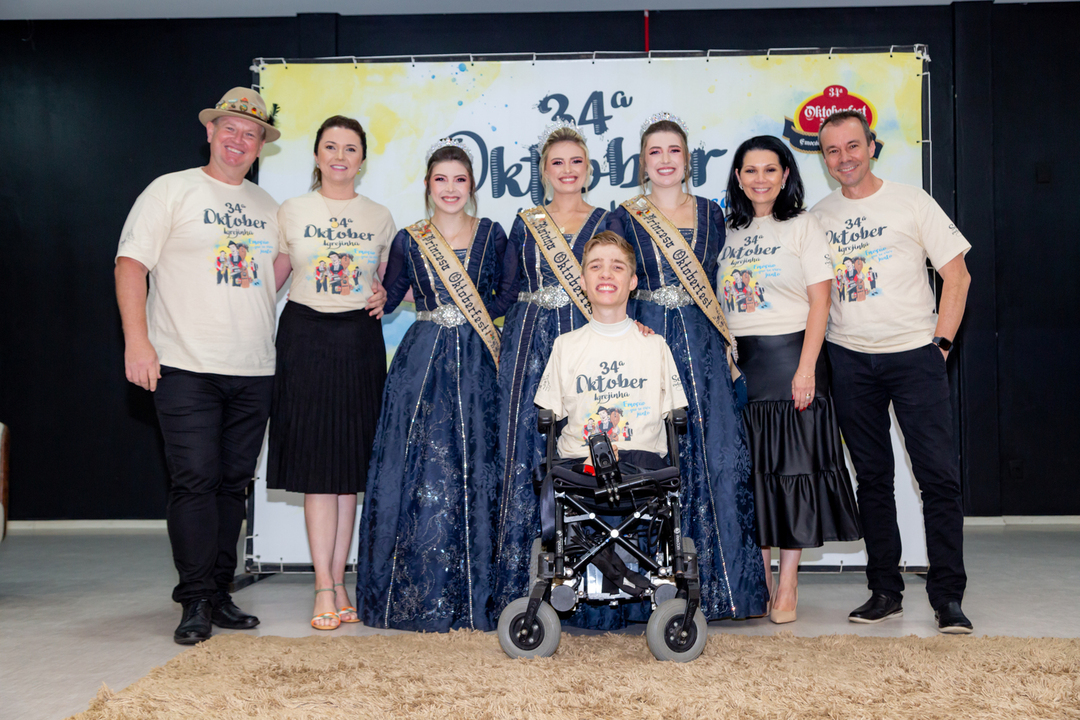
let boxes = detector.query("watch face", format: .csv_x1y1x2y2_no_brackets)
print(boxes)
934,337,953,351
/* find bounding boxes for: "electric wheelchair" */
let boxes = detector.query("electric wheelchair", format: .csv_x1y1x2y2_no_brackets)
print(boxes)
497,406,707,662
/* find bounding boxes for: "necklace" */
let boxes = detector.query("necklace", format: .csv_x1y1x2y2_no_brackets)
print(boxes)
432,217,477,250
546,204,591,235
319,190,357,228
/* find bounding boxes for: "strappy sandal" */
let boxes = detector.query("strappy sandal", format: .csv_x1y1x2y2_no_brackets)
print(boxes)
334,582,359,623
311,587,341,630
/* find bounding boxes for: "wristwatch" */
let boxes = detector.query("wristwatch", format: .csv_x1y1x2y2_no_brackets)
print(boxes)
932,336,953,351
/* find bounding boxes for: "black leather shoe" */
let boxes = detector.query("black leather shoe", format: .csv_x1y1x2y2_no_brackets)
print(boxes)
935,601,973,634
174,598,213,645
211,591,260,629
849,593,903,624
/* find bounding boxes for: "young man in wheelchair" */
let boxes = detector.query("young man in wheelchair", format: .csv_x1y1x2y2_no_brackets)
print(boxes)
496,231,706,661
534,229,689,592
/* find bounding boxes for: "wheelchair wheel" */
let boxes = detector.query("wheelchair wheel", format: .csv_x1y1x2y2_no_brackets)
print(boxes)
646,598,707,662
497,597,561,659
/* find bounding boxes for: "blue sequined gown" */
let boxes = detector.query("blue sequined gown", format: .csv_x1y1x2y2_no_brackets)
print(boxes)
614,197,769,620
493,208,632,629
356,218,514,632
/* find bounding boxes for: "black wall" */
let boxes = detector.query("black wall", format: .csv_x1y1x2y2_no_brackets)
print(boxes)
991,3,1080,515
0,3,1075,519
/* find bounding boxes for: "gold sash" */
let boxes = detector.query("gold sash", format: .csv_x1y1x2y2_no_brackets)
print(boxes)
518,206,593,319
621,194,742,383
406,220,501,364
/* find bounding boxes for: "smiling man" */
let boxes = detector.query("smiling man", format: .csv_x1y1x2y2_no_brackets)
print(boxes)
114,88,281,644
811,110,973,634
534,231,686,470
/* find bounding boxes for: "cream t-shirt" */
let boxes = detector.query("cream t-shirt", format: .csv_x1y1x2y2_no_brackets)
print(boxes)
811,180,971,354
720,212,834,337
279,192,396,312
534,319,688,460
116,168,280,376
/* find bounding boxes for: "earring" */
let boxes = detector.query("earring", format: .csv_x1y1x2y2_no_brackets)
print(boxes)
738,183,744,190
781,181,786,189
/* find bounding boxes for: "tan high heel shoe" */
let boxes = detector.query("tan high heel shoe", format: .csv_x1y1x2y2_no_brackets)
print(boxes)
769,587,798,624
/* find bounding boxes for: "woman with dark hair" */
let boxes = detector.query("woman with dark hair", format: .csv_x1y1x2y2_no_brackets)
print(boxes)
722,135,862,623
613,113,769,622
269,115,395,631
355,139,515,633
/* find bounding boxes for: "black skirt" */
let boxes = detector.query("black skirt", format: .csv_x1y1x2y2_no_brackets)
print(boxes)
737,331,862,548
267,301,387,494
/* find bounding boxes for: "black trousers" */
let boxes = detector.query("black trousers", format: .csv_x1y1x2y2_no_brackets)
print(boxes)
827,342,966,610
154,366,273,604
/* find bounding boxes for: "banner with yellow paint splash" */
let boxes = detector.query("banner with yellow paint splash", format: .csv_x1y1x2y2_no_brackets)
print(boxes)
254,51,927,355
249,50,932,571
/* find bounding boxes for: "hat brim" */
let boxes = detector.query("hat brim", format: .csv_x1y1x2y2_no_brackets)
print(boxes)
199,108,281,143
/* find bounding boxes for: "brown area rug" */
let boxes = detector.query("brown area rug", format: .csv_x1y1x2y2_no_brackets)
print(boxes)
73,631,1080,719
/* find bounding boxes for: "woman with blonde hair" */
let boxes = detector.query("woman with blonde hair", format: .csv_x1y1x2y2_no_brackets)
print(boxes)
492,120,637,630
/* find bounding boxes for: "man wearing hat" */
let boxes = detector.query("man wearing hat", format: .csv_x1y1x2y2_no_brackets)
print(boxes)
115,88,281,644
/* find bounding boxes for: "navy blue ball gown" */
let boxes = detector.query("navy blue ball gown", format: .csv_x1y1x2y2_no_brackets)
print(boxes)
492,208,633,629
355,218,514,632
613,197,769,621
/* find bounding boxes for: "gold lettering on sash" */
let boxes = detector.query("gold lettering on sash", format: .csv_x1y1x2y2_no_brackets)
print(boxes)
621,195,743,383
519,206,593,319
406,220,501,364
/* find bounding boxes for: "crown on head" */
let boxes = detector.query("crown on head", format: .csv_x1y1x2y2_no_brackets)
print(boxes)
640,112,690,138
537,118,584,150
425,137,474,164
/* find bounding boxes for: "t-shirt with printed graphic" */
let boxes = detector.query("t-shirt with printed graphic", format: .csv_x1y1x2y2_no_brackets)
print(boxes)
719,212,835,337
278,191,396,312
534,318,688,460
811,180,971,354
116,167,280,376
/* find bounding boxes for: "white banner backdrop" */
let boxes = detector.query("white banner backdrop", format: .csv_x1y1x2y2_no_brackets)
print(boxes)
244,50,930,573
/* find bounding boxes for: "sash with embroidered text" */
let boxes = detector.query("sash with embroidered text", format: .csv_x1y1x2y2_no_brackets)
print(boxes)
621,195,742,384
519,205,593,319
406,220,501,364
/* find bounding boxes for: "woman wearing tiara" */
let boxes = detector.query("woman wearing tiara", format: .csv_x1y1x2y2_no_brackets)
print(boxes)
492,119,636,629
355,138,515,632
613,113,769,621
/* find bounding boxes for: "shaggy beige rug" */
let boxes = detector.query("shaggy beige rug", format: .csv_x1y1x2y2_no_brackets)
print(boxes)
73,631,1080,719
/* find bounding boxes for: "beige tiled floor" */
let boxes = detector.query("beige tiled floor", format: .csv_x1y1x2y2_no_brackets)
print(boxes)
2,523,1079,719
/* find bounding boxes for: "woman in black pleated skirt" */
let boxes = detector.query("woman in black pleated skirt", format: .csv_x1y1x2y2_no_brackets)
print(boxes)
268,116,397,630
721,136,862,624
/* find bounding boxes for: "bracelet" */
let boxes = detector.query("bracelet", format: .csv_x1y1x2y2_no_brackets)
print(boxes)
797,373,815,379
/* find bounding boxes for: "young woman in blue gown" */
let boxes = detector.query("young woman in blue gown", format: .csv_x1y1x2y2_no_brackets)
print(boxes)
613,113,769,621
355,139,515,632
492,121,635,629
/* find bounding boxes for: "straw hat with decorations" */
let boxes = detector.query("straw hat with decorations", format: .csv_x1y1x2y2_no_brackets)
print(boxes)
198,87,280,143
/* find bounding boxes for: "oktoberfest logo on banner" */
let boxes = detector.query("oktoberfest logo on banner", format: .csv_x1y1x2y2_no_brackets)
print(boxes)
783,84,885,158
254,49,927,358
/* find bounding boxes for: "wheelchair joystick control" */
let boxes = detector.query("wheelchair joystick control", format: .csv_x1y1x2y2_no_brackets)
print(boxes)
587,432,622,503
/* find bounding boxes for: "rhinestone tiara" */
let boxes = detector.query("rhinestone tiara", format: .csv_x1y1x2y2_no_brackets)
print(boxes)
425,137,474,164
640,111,690,137
537,118,584,149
